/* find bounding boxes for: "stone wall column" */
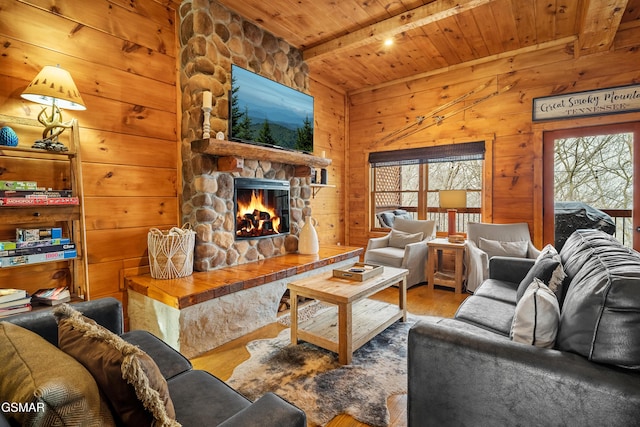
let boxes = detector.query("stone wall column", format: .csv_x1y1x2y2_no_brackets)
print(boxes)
178,1,312,271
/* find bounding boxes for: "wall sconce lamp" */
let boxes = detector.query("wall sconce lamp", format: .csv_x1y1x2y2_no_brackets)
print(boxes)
439,190,466,236
21,65,86,150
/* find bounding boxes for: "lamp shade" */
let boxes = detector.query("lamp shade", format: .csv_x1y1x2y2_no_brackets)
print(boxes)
21,65,86,110
439,190,466,209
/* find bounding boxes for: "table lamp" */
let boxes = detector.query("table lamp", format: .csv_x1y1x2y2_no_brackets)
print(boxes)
439,190,466,236
21,65,86,148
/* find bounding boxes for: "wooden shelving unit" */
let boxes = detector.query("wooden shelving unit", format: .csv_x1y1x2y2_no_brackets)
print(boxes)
0,115,89,300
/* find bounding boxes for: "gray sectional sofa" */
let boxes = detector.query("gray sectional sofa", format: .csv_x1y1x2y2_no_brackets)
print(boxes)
408,229,640,426
1,297,305,427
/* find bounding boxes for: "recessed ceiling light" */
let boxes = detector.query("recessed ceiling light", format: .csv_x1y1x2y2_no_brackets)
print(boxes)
384,38,394,47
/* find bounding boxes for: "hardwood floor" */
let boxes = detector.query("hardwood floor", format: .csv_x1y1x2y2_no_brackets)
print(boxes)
190,283,468,427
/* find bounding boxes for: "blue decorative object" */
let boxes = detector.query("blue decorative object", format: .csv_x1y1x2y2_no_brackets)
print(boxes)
0,126,18,146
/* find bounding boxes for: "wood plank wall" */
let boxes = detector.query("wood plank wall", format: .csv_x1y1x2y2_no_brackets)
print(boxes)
309,78,346,246
0,0,179,303
346,25,640,250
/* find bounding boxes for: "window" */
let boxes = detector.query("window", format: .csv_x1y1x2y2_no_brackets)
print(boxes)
372,163,420,223
369,142,484,232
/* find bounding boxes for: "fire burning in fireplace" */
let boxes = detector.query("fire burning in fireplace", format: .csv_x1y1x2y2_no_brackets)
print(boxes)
234,178,290,240
236,190,281,238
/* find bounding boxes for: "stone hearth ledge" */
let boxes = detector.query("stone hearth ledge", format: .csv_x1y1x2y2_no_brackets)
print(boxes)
125,245,363,358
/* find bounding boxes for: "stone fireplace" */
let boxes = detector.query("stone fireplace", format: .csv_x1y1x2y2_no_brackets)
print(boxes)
184,159,311,272
178,1,315,272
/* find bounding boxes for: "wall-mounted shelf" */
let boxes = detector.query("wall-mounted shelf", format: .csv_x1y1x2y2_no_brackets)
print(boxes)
191,138,332,174
310,183,336,198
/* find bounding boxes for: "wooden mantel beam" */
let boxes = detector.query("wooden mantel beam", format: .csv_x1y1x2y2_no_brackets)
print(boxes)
576,0,628,56
191,138,332,168
302,0,493,62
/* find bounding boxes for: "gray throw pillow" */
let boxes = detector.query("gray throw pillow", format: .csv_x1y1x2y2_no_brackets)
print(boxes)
388,229,423,248
535,244,567,300
516,257,561,302
478,238,528,259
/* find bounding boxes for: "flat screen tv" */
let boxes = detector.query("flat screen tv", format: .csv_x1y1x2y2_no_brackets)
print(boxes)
229,64,314,154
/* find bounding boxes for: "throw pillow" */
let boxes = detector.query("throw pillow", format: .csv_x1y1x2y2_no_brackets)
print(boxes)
536,243,559,260
388,229,424,248
510,278,560,348
53,304,181,427
516,257,561,302
535,243,567,298
377,212,395,228
478,237,529,259
394,218,436,239
0,322,115,426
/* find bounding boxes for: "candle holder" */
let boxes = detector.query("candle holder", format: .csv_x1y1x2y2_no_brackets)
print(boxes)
202,106,212,139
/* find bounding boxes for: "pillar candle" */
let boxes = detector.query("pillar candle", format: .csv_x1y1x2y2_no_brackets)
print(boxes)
202,91,212,109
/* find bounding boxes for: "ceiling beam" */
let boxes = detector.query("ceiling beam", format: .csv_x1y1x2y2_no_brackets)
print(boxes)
348,36,577,95
302,0,493,61
576,0,628,56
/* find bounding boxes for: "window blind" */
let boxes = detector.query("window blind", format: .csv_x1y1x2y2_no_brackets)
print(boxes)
368,141,485,167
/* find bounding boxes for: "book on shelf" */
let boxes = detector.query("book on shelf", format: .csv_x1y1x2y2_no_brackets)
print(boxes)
0,197,47,206
0,180,37,190
0,249,77,268
0,288,27,304
0,190,73,198
0,296,32,309
0,304,32,318
16,227,63,242
0,242,76,258
31,287,71,306
0,197,79,206
0,238,71,250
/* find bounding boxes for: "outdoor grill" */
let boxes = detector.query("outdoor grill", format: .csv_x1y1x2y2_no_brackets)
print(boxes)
554,201,616,252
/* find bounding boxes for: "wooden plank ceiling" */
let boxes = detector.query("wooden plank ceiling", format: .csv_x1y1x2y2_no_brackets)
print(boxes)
219,0,640,93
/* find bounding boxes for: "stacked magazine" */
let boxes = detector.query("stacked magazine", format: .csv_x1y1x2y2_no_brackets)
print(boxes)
31,287,71,306
0,288,32,317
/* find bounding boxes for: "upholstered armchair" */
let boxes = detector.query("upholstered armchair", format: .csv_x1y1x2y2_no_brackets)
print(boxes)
465,222,540,293
364,218,436,288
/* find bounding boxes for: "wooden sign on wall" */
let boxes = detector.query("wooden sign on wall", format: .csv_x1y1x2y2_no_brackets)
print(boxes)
532,84,640,121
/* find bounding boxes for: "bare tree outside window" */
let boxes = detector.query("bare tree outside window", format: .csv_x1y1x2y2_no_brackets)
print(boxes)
427,161,483,208
554,132,633,245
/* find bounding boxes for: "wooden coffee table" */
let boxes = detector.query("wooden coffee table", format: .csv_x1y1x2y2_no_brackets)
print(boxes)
288,265,408,365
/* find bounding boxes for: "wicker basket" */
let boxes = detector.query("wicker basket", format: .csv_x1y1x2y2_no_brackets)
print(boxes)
147,224,196,279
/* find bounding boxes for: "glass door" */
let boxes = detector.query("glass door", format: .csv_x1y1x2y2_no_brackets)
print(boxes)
543,122,640,251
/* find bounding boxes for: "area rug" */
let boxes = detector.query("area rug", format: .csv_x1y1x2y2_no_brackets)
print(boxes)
227,314,431,427
276,300,332,327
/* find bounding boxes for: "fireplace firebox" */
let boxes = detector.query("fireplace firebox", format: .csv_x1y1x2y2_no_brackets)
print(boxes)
234,178,290,240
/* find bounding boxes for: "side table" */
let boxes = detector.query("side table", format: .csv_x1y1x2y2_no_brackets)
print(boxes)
427,238,466,294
